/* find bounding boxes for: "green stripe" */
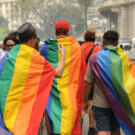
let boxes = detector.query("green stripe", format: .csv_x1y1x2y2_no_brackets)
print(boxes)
0,45,20,115
47,38,62,133
110,50,135,125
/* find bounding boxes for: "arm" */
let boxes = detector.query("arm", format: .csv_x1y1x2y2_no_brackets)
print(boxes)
82,81,93,113
82,63,94,113
55,44,66,78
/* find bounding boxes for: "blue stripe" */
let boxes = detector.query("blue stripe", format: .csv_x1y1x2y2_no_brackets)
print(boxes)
40,42,52,116
0,112,13,135
0,51,10,76
40,42,48,61
46,93,52,117
97,50,120,103
115,115,134,135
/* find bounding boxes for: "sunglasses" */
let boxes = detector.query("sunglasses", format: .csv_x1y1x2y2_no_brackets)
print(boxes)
5,44,15,47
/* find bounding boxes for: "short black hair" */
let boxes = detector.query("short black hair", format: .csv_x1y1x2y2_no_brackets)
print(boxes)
103,30,119,46
78,41,85,46
20,34,37,43
56,31,68,36
85,37,95,42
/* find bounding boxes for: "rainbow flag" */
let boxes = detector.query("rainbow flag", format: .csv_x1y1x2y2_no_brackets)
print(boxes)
90,46,135,135
40,37,86,135
0,44,55,135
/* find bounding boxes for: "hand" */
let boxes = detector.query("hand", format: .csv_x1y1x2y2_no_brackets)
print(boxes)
82,100,89,114
58,44,66,57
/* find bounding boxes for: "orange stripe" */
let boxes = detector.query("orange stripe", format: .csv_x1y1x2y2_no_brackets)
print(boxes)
68,37,81,130
128,58,135,79
12,50,44,135
72,49,86,134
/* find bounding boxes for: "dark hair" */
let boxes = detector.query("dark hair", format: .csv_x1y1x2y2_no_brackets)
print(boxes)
85,37,95,42
119,44,123,49
3,31,20,45
20,34,37,43
56,31,68,36
78,41,85,46
103,30,119,46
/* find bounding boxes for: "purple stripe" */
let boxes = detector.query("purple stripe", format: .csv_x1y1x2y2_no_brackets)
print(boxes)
0,128,6,135
89,53,135,133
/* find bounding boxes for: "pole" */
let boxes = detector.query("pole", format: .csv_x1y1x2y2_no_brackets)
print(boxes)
85,0,88,30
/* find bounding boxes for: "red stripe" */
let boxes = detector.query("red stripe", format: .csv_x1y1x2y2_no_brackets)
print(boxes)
26,60,55,135
12,50,44,135
71,48,86,135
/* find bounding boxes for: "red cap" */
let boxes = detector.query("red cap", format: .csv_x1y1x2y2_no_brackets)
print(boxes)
55,20,69,34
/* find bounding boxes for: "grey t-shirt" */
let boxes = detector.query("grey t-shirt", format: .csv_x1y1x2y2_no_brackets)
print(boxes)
84,63,110,108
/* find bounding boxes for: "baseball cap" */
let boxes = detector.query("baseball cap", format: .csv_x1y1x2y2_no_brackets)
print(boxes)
17,22,36,42
55,20,70,34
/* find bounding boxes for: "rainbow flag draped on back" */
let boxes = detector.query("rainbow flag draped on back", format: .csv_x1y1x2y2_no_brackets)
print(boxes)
90,46,135,135
40,36,86,135
0,44,55,135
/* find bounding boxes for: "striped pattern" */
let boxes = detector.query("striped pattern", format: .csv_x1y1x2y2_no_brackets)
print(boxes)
90,46,135,135
40,37,86,135
0,44,55,135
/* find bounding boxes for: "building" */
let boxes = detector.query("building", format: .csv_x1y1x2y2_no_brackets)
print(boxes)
0,0,19,30
98,0,135,42
87,0,107,32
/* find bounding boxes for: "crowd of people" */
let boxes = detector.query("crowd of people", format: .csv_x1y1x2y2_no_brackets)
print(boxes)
0,20,135,135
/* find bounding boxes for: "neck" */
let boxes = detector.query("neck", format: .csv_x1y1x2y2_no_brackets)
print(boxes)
21,41,32,47
56,35,68,39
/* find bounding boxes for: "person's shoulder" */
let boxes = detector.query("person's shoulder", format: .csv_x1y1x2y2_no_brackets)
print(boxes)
81,42,94,50
93,45,102,53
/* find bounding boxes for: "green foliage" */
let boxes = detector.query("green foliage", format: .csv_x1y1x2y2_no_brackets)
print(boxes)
0,16,9,40
17,0,85,40
0,16,9,30
77,0,94,9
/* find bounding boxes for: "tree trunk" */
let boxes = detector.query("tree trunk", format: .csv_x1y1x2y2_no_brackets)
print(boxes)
84,0,88,30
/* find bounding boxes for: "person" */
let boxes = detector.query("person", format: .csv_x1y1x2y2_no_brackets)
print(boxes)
0,22,66,135
78,40,85,46
3,31,20,51
0,48,5,61
83,30,121,135
81,28,102,135
40,20,86,135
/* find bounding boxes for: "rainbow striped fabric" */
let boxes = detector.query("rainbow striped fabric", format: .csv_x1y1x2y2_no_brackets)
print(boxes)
90,46,135,135
40,37,86,135
0,44,55,135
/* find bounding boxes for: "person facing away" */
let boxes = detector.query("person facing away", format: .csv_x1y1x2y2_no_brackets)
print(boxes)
83,30,121,135
40,20,86,135
3,31,20,51
81,28,102,135
0,22,66,135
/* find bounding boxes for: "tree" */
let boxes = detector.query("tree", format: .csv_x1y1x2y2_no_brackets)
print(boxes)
77,0,94,30
16,0,85,40
0,16,9,40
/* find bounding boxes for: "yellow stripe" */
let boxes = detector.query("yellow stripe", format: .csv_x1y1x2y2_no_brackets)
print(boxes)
3,45,34,132
118,50,135,114
57,38,72,134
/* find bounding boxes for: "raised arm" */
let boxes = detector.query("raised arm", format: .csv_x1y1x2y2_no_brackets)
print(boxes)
55,44,66,78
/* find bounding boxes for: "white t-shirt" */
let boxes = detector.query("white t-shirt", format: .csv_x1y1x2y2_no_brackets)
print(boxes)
0,48,5,60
